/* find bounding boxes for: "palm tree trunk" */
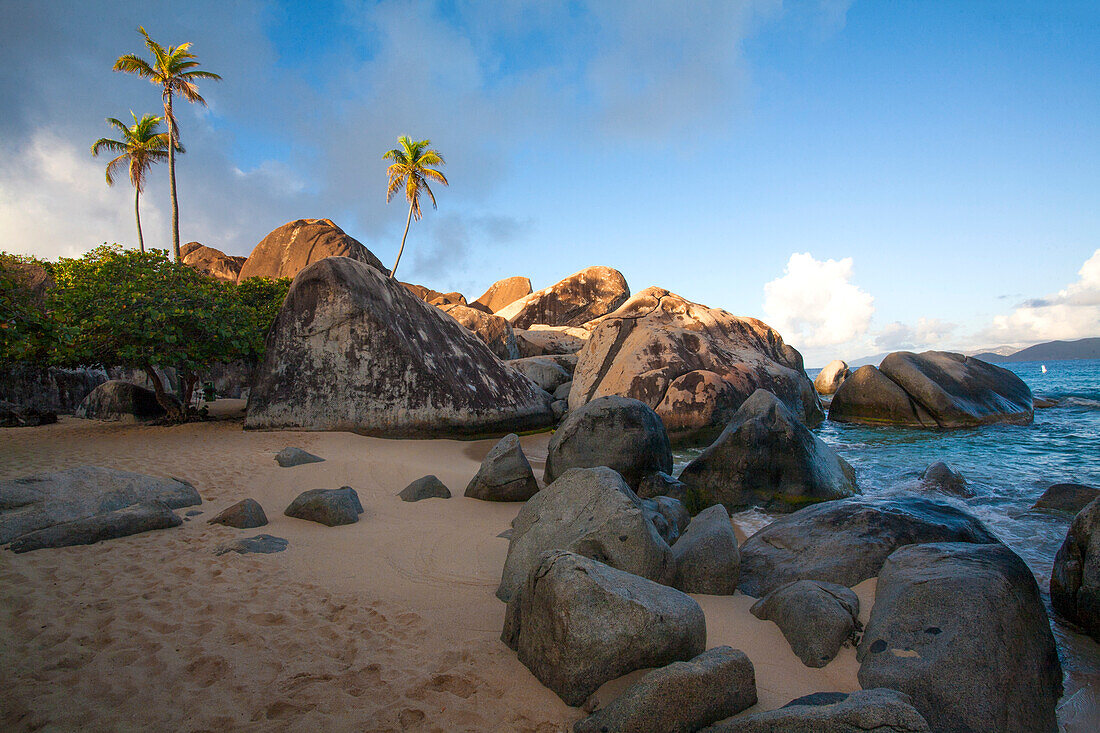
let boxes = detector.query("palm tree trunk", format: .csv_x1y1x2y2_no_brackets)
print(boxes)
391,201,414,278
134,187,145,253
165,92,180,262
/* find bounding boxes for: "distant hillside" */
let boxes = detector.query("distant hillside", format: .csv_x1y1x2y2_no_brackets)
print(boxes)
974,337,1100,363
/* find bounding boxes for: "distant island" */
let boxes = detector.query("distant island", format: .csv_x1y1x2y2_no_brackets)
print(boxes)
972,337,1100,363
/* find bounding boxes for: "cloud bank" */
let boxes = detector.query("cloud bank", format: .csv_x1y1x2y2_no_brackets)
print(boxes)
984,248,1100,344
763,252,875,351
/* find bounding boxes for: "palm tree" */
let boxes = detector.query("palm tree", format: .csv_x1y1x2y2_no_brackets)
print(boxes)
383,136,448,277
113,27,220,262
91,113,172,253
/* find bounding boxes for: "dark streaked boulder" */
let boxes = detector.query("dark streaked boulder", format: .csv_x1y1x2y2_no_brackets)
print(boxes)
464,433,538,502
496,266,630,329
1031,483,1100,514
1050,497,1100,640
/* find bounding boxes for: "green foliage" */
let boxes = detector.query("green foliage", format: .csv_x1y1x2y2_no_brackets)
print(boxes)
235,276,291,360
0,253,55,363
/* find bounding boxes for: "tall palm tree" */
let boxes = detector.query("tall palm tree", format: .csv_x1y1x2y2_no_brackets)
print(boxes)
383,136,448,278
91,112,172,253
113,26,220,262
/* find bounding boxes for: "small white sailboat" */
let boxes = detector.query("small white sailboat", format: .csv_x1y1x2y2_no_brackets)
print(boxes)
1041,364,1048,374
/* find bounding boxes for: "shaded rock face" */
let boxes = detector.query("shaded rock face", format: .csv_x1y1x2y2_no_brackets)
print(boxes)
237,218,387,282
574,646,757,733
738,496,999,597
505,356,572,393
496,467,671,602
570,287,823,444
830,351,1033,428
643,495,690,546
544,396,673,489
429,292,467,307
513,325,589,357
284,487,363,527
1051,497,1100,640
496,266,630,329
1031,483,1100,514
858,542,1062,733
814,360,851,395
0,466,201,546
0,401,57,428
750,580,861,668
246,257,555,437
275,447,324,467
0,365,108,413
10,501,182,553
208,498,268,529
670,504,739,595
400,282,443,302
399,475,451,502
703,688,931,733
464,434,538,502
679,390,857,514
181,241,246,282
474,276,532,313
637,471,686,501
75,380,168,421
439,304,520,360
919,461,969,497
501,550,706,706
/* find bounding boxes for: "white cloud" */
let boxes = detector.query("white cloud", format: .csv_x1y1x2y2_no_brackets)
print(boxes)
763,252,875,348
983,249,1100,343
875,317,958,351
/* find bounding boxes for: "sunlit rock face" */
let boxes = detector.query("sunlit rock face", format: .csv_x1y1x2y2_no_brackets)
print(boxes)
569,286,823,444
245,257,554,437
496,266,630,329
474,276,532,314
181,241,245,282
236,218,387,282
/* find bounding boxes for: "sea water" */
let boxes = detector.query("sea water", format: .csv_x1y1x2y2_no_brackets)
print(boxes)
674,359,1100,722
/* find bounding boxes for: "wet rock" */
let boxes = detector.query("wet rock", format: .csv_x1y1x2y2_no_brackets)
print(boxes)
1050,497,1100,640
738,495,999,597
544,396,673,489
9,501,182,553
75,380,170,421
216,534,288,555
574,646,757,733
496,467,671,602
208,498,268,529
750,580,861,667
246,258,553,437
502,550,706,706
181,241,245,282
473,276,532,313
1031,483,1100,514
237,218,387,281
284,487,363,527
399,475,452,502
858,542,1061,733
275,447,324,467
918,461,970,497
464,434,538,502
496,266,630,329
678,390,857,514
570,287,822,443
814,360,851,395
439,304,520,360
669,504,739,595
702,688,930,732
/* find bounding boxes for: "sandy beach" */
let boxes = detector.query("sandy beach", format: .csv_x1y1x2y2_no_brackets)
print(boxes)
0,408,871,732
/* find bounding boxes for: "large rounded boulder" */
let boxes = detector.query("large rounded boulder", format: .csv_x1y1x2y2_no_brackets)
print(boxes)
75,380,169,421
181,241,246,282
1050,497,1100,640
245,257,554,437
678,389,857,514
569,287,822,444
236,218,387,282
543,395,673,488
438,304,520,360
814,359,850,395
473,275,532,313
495,266,630,328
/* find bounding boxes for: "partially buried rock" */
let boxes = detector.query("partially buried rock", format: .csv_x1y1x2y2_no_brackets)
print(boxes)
496,466,671,602
464,434,538,502
399,475,451,502
678,389,857,514
574,646,757,733
284,487,363,526
10,501,182,553
750,580,861,667
814,359,851,395
0,465,200,545
275,447,324,467
544,396,673,489
236,218,388,281
496,266,630,329
215,534,289,556
858,542,1062,733
75,380,168,421
246,257,554,437
208,498,268,529
702,688,930,732
918,461,970,497
1032,483,1100,514
669,504,739,595
737,495,998,597
1050,497,1100,641
502,550,706,706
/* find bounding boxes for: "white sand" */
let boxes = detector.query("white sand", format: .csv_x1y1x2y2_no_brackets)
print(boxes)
0,412,863,731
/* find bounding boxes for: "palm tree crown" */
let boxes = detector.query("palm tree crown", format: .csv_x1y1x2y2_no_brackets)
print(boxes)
383,136,448,277
113,27,220,261
91,112,172,253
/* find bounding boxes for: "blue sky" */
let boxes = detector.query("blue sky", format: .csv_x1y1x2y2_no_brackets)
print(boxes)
1,0,1097,366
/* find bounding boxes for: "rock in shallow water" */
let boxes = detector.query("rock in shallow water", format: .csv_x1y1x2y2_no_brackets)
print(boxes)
814,359,851,395
1031,483,1100,514
918,460,970,497
1050,497,1100,641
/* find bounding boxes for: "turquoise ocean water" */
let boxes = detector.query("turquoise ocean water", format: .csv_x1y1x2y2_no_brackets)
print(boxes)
674,359,1100,719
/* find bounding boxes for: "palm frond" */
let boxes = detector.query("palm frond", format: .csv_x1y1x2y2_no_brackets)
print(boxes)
104,155,127,187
